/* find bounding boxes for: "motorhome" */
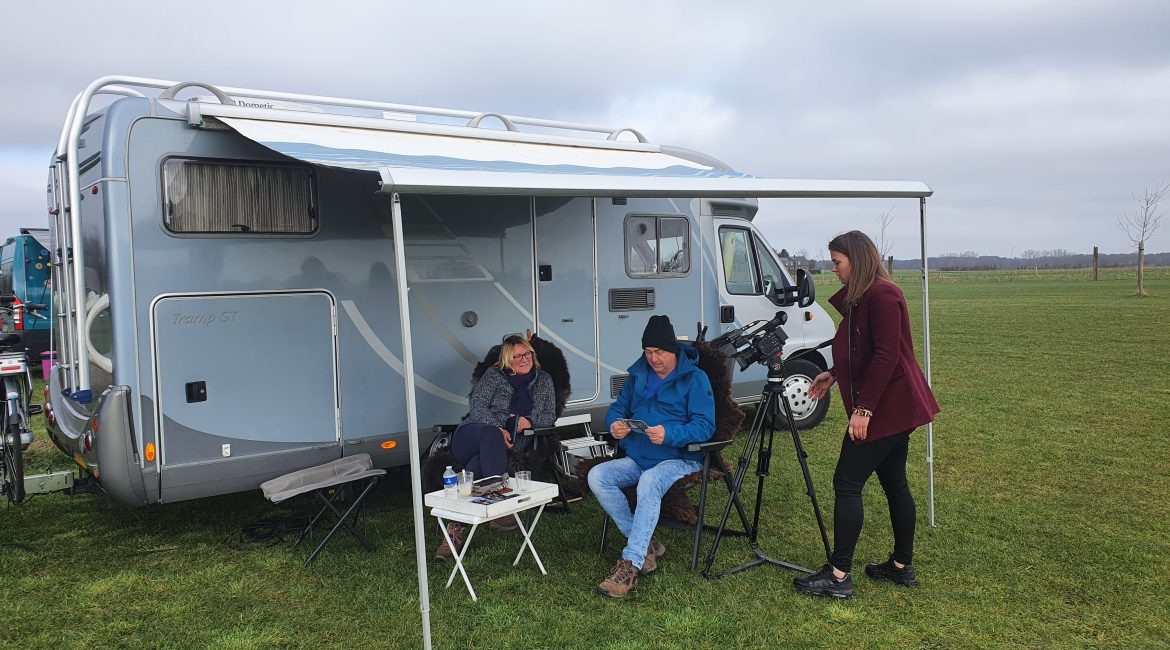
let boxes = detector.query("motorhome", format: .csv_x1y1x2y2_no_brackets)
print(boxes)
37,77,931,506
0,228,53,356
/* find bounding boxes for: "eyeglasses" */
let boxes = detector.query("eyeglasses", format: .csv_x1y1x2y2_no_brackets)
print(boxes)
513,351,533,362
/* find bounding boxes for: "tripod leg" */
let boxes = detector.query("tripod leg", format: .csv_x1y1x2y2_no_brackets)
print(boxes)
779,386,833,564
701,392,771,576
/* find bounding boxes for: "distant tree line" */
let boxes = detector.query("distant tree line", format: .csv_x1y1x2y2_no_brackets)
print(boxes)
890,251,1170,271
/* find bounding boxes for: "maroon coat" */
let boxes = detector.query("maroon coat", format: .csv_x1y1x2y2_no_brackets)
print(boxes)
828,280,939,443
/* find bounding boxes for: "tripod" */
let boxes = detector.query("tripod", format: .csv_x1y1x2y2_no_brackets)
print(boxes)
701,357,832,579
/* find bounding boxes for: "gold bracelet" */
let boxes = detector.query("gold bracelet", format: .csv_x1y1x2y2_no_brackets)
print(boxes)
852,407,874,418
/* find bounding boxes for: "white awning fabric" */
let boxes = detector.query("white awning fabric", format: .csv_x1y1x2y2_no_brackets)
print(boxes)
217,116,933,199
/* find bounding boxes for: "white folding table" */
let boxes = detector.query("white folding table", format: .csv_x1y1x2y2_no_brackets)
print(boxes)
425,478,559,601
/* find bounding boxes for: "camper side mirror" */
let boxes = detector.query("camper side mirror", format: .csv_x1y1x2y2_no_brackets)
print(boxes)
795,268,815,308
771,269,815,308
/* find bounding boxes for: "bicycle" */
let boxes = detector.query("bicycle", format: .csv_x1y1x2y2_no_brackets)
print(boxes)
0,296,47,504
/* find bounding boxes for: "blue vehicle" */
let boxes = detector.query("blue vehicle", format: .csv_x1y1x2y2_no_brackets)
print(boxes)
0,228,53,357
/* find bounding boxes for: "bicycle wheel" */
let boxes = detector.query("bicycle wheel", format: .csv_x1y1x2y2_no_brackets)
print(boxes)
1,422,23,505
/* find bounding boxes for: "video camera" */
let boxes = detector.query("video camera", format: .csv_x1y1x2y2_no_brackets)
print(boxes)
710,311,790,375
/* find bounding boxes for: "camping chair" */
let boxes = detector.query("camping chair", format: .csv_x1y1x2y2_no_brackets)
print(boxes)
423,335,594,513
576,339,747,571
260,453,385,566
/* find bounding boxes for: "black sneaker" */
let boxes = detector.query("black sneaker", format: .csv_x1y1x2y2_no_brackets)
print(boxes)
864,558,919,587
793,565,853,599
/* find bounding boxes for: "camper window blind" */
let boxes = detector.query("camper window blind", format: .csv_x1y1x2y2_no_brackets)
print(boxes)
162,158,317,235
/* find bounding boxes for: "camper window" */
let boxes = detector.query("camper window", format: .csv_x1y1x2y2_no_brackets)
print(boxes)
162,158,317,235
624,214,690,278
752,234,792,300
719,227,759,295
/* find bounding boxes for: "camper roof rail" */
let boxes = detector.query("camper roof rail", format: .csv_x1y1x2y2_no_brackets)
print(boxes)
51,74,663,397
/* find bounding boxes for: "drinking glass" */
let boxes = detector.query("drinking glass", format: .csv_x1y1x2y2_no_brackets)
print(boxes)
515,470,531,491
457,469,474,497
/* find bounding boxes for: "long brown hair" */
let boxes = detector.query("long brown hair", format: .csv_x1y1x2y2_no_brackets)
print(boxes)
829,230,892,309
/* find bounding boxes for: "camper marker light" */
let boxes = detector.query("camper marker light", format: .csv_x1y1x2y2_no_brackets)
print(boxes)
380,440,397,450
91,186,98,195
145,442,156,462
82,433,92,451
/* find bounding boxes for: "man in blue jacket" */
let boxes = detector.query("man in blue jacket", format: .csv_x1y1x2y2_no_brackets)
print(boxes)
588,315,715,598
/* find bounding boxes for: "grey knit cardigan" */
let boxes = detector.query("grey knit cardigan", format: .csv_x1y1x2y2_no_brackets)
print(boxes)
465,367,557,429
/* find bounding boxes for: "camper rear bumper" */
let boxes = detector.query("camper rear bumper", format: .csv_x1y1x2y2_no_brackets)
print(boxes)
46,370,147,506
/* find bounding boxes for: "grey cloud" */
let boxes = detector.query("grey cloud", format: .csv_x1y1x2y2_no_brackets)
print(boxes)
2,0,1169,256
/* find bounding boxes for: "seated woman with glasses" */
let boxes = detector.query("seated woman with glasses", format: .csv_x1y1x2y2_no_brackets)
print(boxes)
438,333,558,558
451,333,557,482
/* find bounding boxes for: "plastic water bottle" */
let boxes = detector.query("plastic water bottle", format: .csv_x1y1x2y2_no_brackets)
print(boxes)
442,465,458,499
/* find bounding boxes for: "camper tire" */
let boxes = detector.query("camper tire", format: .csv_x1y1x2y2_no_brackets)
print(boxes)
778,358,830,430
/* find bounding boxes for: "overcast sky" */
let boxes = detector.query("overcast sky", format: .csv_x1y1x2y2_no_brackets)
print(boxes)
2,0,1168,259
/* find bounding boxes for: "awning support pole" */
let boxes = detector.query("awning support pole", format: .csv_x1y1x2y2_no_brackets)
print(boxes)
919,197,936,527
390,191,433,650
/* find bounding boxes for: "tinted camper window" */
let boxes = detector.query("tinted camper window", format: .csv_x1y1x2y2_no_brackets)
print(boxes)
624,215,690,277
162,159,317,234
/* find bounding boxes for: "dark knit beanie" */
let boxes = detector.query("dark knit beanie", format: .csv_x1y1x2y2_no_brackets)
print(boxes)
641,315,678,353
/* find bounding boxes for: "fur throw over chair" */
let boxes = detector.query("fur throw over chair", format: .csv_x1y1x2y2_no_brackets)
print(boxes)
574,341,745,526
422,335,572,490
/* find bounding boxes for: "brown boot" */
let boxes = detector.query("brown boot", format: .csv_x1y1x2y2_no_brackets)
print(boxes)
597,559,638,598
640,538,667,575
490,516,519,532
435,522,466,561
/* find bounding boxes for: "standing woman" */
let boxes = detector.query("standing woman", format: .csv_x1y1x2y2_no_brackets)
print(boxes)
794,230,939,598
436,333,556,559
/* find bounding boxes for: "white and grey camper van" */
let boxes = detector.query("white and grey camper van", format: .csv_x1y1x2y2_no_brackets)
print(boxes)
36,76,931,506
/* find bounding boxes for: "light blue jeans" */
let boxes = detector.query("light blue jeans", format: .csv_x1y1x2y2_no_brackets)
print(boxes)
587,456,702,569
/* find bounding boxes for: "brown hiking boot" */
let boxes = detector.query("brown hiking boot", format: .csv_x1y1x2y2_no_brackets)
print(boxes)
640,538,667,575
597,559,638,598
434,522,466,561
490,516,519,532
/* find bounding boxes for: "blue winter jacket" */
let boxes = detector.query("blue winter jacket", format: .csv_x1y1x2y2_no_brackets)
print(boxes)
605,344,716,469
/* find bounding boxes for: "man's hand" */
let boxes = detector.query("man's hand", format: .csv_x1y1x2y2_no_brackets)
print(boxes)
499,427,514,449
645,425,666,445
808,371,835,401
610,420,631,440
515,415,532,432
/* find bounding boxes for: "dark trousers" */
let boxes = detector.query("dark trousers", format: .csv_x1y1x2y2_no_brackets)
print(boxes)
829,430,916,573
450,422,509,478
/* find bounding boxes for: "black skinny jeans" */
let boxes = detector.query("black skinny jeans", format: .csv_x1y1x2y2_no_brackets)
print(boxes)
830,430,916,574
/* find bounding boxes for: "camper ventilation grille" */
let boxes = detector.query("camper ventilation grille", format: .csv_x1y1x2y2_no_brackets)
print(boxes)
612,198,628,205
611,374,629,398
608,288,655,311
712,207,742,217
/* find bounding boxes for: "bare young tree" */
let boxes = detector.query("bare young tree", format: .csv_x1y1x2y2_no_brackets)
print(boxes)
1117,183,1168,297
875,205,895,261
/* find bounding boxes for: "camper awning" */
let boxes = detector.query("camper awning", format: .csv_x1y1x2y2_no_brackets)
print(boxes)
212,112,933,199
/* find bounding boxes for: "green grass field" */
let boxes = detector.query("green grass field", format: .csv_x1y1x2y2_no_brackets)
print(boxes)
3,268,1169,649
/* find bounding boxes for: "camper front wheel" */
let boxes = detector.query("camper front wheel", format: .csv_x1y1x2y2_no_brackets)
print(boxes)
779,358,830,430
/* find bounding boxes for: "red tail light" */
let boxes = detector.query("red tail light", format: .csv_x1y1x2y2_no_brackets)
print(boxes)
12,296,22,331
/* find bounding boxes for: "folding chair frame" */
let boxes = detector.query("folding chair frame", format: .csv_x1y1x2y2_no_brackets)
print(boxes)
293,475,381,566
596,438,746,571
